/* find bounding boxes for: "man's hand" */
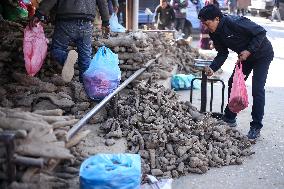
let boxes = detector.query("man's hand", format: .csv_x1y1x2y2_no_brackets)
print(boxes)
204,66,214,76
102,25,110,38
29,16,40,29
238,50,251,61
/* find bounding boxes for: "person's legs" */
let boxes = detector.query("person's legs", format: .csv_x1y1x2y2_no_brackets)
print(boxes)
247,54,273,139
276,8,281,22
118,4,126,26
223,61,253,124
75,20,93,83
250,55,273,130
179,18,186,32
241,8,245,16
51,20,78,82
158,24,166,30
175,18,180,31
51,21,74,66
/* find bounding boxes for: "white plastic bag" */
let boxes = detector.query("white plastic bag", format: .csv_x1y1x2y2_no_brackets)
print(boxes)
141,175,173,189
109,13,126,32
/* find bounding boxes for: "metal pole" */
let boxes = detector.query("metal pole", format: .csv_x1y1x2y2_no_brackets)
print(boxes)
142,29,175,32
200,70,207,112
66,53,162,141
133,0,139,31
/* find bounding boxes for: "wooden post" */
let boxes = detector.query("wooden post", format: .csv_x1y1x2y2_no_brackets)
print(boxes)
126,0,133,30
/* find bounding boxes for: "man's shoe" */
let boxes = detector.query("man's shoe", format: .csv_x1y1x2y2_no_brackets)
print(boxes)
62,50,78,82
247,127,261,140
222,115,237,127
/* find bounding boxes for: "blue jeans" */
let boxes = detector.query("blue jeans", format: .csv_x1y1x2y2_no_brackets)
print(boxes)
225,52,274,129
51,19,93,82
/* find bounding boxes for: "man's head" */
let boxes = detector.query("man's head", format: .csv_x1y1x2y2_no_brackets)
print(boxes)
198,4,223,33
161,0,168,8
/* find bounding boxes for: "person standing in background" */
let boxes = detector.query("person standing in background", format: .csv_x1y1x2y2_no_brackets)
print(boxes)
199,0,219,49
29,0,110,83
227,0,237,15
94,0,118,30
237,0,250,16
271,0,281,22
107,0,119,15
118,0,126,26
172,0,188,33
155,0,175,30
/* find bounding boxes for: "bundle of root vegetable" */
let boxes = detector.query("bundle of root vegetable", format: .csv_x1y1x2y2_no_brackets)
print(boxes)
101,81,254,178
0,107,94,189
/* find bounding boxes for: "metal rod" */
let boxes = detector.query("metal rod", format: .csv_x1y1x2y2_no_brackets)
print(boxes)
66,53,162,141
142,30,175,33
220,80,225,113
190,78,201,103
200,71,207,112
210,81,213,112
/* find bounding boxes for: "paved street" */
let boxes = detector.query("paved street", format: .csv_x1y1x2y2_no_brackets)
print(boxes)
173,16,284,189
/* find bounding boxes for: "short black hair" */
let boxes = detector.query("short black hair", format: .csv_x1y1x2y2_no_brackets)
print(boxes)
198,4,223,22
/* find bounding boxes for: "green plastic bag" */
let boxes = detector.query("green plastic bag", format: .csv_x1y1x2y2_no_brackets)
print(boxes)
171,74,201,90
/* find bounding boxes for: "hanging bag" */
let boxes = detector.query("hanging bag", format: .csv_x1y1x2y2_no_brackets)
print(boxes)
228,62,249,113
23,24,48,76
109,13,126,32
83,46,121,100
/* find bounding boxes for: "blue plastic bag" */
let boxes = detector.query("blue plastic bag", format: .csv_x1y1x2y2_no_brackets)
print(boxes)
171,74,201,90
83,46,121,100
80,154,141,189
110,13,126,32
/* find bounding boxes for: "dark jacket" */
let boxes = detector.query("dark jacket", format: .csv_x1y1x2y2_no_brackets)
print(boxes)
37,0,109,23
155,4,175,26
172,0,188,18
209,15,274,72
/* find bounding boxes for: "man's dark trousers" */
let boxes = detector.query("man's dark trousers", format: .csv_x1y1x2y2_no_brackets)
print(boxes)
51,19,93,82
224,52,274,129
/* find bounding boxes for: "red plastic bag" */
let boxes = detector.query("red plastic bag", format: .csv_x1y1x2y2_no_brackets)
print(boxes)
23,24,48,76
228,62,249,113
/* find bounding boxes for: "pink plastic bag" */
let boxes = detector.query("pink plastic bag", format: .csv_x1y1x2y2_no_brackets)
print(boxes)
23,24,48,76
228,62,249,113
